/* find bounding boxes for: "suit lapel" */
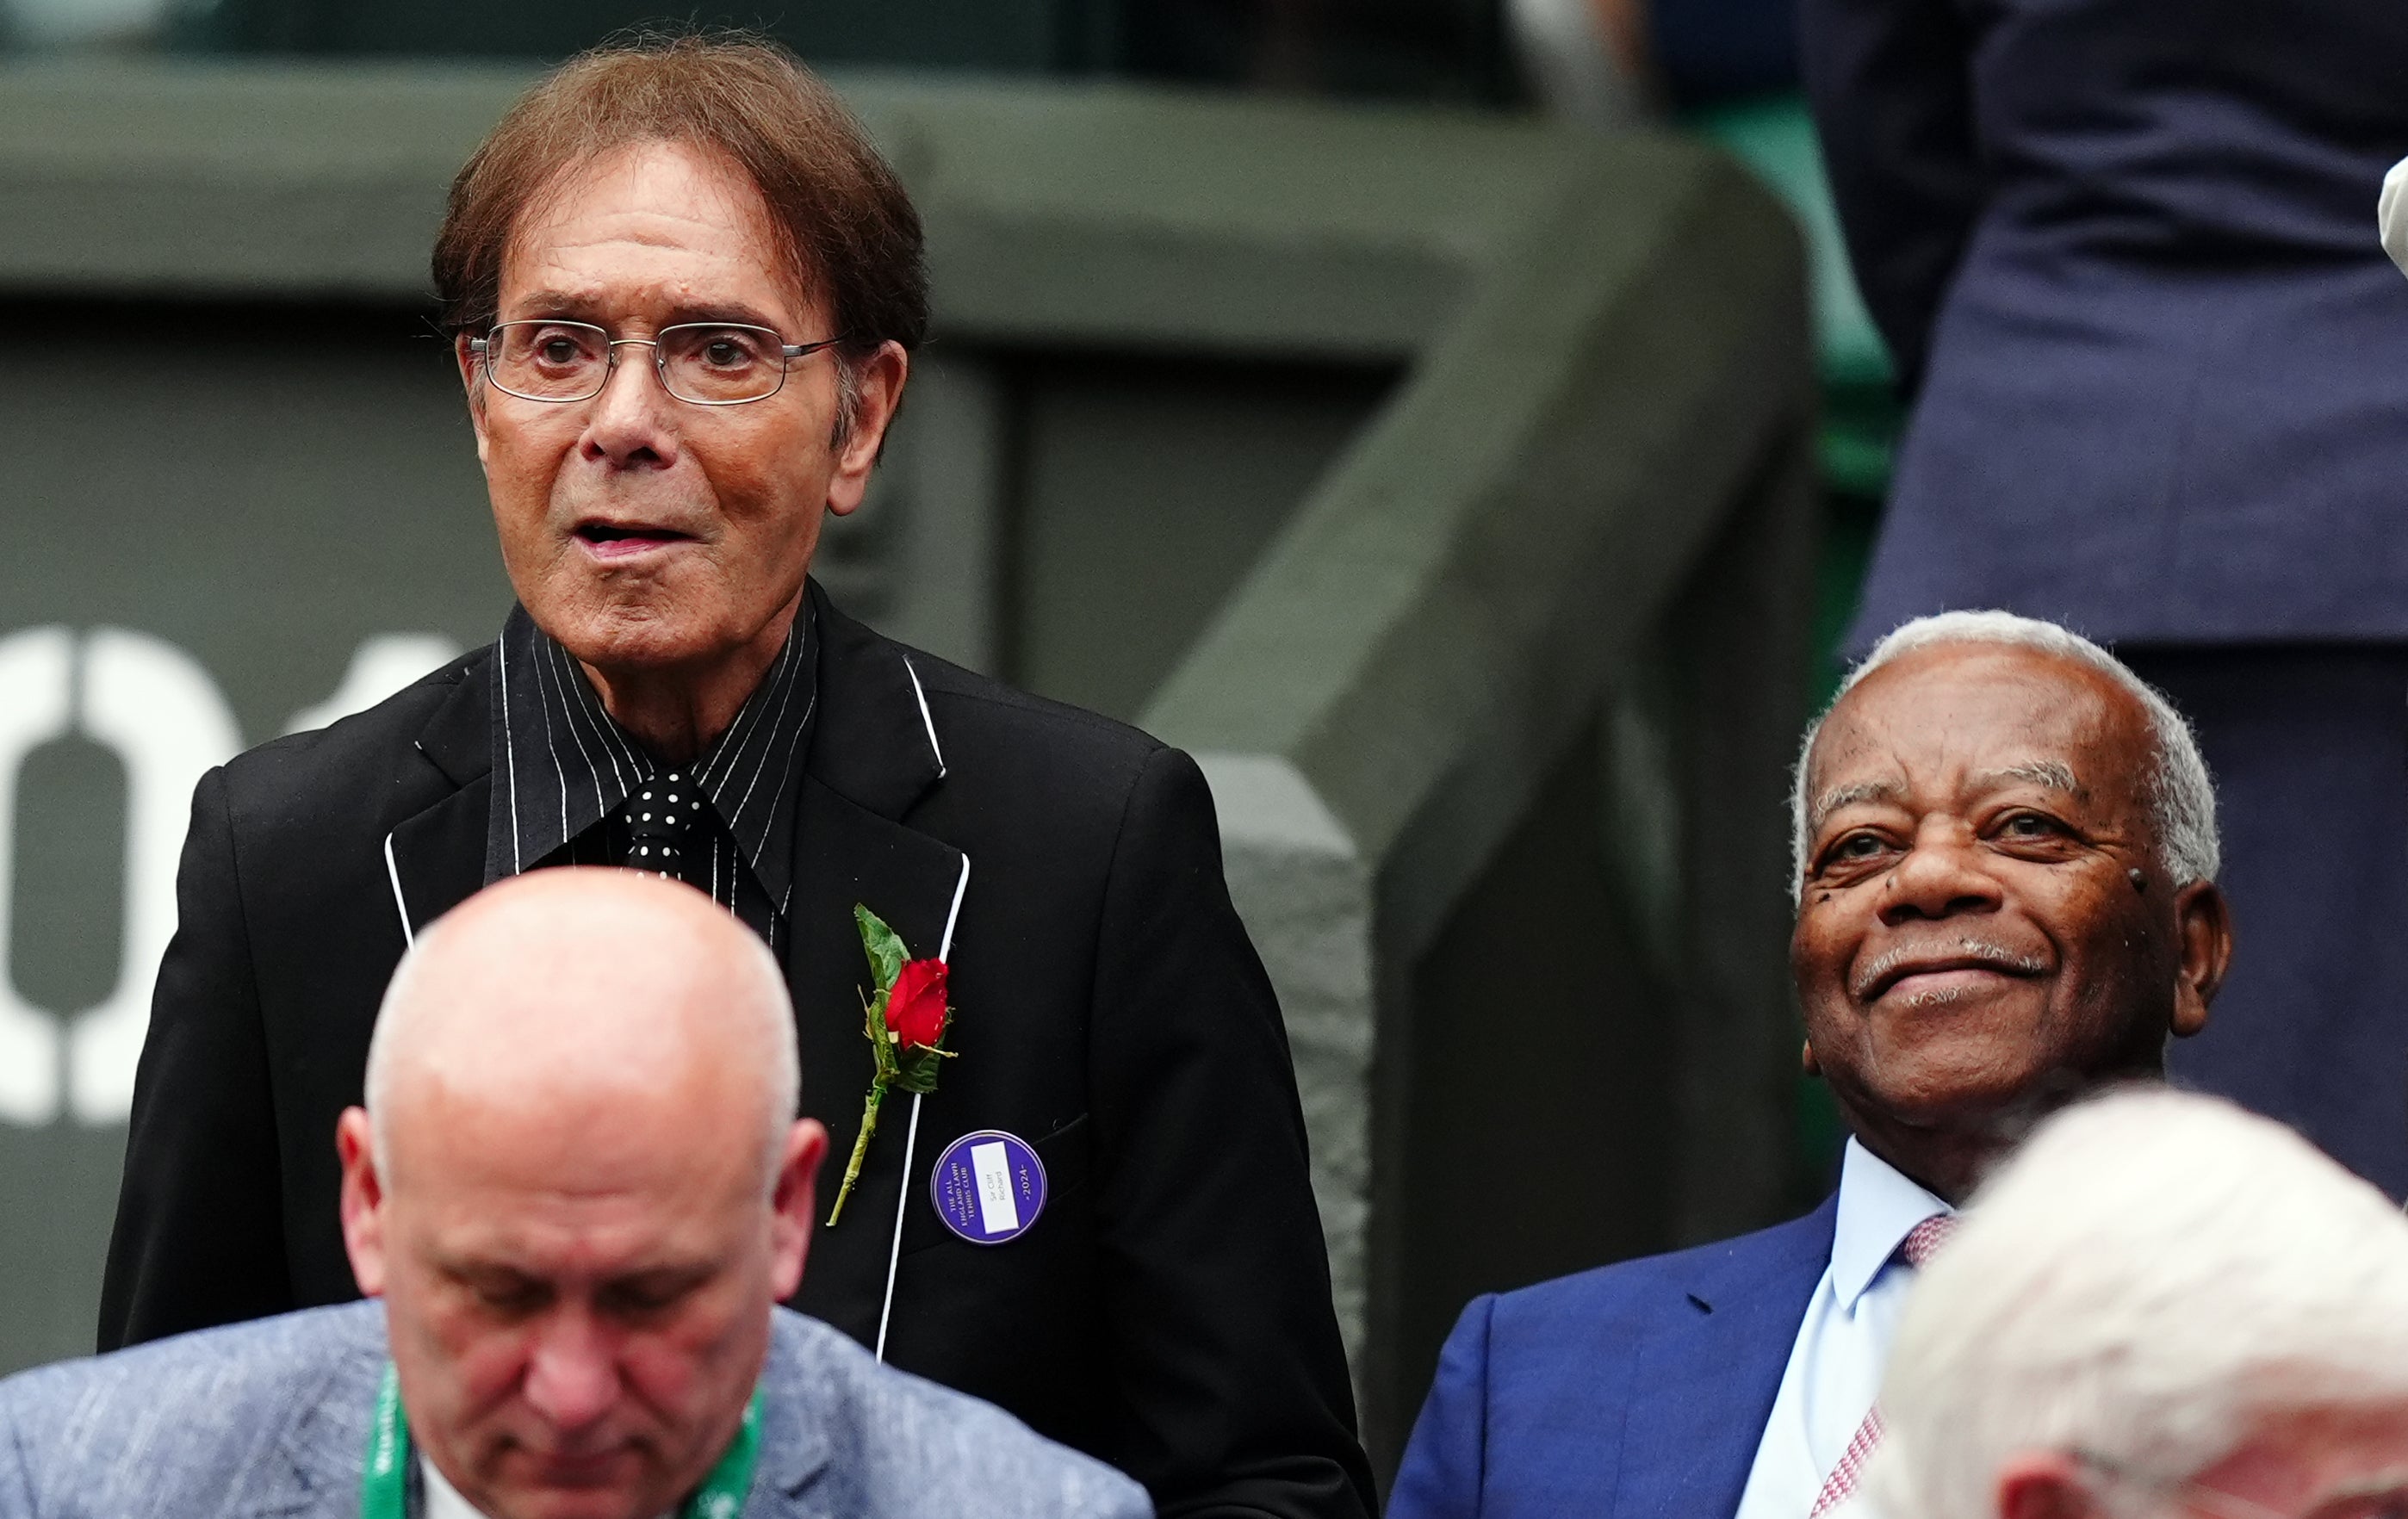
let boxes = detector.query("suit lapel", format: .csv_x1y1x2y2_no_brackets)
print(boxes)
798,582,950,817
1613,1196,1840,1518
383,659,496,942
785,585,965,1347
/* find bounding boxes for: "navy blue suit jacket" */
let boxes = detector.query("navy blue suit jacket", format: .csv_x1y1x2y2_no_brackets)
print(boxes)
1387,1196,1838,1519
1802,0,2408,647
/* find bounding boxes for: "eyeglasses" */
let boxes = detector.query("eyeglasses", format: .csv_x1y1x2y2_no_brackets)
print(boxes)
468,319,846,406
2076,1448,2408,1519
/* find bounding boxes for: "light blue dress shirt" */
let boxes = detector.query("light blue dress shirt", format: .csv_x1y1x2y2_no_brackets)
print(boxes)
1732,1138,1952,1519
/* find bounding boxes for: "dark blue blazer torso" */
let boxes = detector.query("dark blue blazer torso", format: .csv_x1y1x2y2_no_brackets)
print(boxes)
1803,0,2408,648
1387,1196,1838,1519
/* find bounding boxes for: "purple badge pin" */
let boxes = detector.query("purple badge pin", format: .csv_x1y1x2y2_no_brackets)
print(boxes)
929,1129,1046,1245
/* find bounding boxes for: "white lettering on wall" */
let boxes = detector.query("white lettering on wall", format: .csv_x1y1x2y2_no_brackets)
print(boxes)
67,630,244,1124
0,628,457,1127
0,627,74,1126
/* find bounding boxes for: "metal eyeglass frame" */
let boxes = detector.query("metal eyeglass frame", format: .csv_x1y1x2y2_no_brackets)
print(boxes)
467,319,849,406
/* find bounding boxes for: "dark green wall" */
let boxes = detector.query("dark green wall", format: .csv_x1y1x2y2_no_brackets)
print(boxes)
1006,353,1393,719
0,301,502,1371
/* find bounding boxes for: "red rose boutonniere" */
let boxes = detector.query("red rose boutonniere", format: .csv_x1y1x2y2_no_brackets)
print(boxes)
826,903,955,1225
885,958,949,1051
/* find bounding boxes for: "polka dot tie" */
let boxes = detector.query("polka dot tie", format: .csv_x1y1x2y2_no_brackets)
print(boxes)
1807,1212,1958,1516
624,771,706,883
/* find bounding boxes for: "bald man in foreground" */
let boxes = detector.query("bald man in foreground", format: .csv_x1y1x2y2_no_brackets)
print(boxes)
0,871,1149,1519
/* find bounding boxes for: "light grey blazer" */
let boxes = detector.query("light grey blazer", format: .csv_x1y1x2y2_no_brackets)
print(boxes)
0,1303,1151,1518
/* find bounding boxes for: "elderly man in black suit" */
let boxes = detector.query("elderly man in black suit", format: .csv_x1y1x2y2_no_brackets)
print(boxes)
95,34,1372,1519
1801,0,2408,1195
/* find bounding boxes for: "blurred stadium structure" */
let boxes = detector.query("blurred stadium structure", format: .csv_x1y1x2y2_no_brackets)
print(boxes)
0,0,1839,1475
0,0,1517,95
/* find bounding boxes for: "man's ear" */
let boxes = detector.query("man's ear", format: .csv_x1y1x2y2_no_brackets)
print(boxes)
2169,880,2233,1038
1995,1450,2107,1519
824,341,909,518
768,1118,831,1302
337,1107,391,1298
455,332,492,469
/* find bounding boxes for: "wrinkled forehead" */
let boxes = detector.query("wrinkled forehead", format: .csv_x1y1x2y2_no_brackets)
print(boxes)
1806,643,2157,820
400,1156,760,1293
385,1067,771,1212
500,136,814,315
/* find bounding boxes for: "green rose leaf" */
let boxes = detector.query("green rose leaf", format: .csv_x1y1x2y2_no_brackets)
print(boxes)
893,1045,953,1094
853,903,907,992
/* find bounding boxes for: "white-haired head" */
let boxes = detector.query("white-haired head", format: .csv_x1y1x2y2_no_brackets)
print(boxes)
1865,1088,2408,1519
2382,156,2408,280
363,868,799,1187
1791,611,2218,899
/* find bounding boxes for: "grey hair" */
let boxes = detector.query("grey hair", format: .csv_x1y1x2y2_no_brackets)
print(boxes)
1864,1088,2408,1518
1790,611,2219,899
363,910,800,1187
828,350,863,450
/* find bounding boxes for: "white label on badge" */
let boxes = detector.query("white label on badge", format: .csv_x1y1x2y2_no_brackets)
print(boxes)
971,1139,1021,1236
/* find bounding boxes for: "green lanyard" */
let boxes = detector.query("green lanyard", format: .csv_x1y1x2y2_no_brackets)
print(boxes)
363,1361,763,1519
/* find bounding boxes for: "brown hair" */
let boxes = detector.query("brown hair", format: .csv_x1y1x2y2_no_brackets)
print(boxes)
431,32,927,387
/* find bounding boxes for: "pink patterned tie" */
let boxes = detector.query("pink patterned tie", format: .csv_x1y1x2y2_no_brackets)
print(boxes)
1807,1213,1958,1517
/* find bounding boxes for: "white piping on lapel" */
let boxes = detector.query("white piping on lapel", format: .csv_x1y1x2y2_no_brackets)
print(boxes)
383,831,414,949
497,631,522,872
938,852,970,960
875,851,971,1363
901,655,946,779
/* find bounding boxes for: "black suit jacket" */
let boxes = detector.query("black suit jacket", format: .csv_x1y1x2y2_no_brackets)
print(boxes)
99,583,1374,1519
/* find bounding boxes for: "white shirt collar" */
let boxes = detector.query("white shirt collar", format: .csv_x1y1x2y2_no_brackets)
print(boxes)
421,1454,489,1519
420,1453,673,1519
1828,1136,1952,1311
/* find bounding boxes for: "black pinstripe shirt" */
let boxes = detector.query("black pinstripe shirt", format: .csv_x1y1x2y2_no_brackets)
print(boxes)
482,603,817,952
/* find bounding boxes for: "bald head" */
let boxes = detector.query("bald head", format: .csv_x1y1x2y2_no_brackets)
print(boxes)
340,869,823,1519
364,868,796,1186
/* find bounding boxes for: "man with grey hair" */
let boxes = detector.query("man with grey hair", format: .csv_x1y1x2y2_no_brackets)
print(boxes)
1865,1087,2408,1519
0,870,1150,1519
1390,609,2234,1519
1790,610,2223,902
